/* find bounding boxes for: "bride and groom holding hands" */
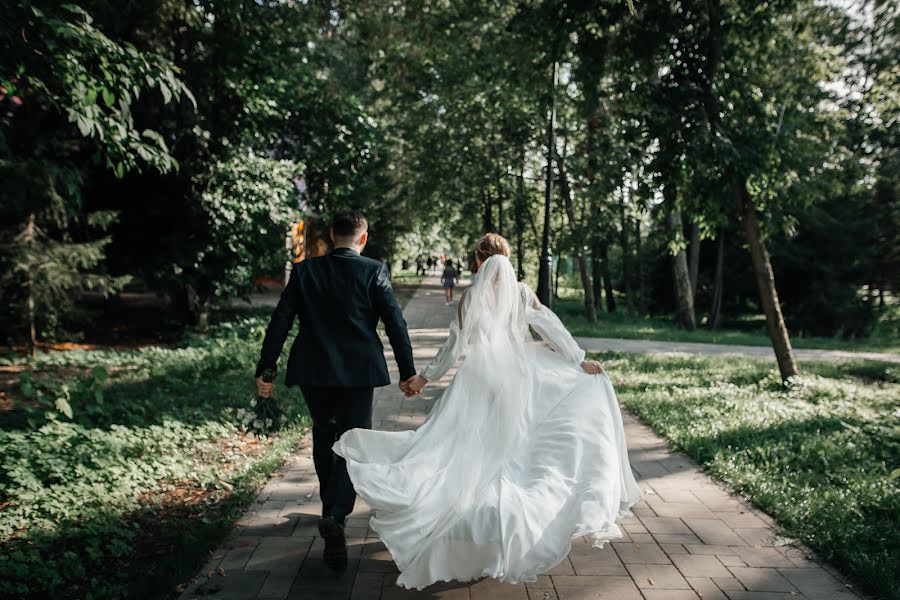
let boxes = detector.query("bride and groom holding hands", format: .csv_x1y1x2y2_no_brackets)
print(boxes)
254,210,641,590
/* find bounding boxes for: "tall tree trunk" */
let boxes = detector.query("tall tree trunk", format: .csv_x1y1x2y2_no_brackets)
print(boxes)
733,178,798,378
702,0,798,380
688,220,700,300
515,155,527,281
600,241,616,313
25,212,37,358
635,216,646,315
559,157,597,322
664,185,696,330
482,190,494,233
618,189,633,311
591,239,603,310
497,176,505,236
708,228,725,330
554,252,562,299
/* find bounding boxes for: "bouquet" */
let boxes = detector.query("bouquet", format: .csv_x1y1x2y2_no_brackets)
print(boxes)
235,368,287,436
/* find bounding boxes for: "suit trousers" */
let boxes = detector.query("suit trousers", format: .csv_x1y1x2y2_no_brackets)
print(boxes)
300,386,374,525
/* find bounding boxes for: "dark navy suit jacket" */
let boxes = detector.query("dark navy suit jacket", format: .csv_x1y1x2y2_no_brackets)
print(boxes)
255,247,415,387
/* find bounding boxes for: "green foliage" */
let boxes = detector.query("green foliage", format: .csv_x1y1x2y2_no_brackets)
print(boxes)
0,309,309,598
0,1,191,343
196,152,303,300
600,351,900,600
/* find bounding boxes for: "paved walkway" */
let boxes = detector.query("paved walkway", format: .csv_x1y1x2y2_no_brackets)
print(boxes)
181,278,864,600
575,336,900,364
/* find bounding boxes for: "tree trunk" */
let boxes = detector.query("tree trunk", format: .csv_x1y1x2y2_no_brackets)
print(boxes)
497,177,505,236
635,215,645,315
591,239,603,310
733,177,798,379
554,252,562,299
688,220,700,300
618,189,633,311
482,190,494,233
701,0,798,380
558,156,597,322
708,228,725,330
515,151,527,280
600,241,616,313
25,212,37,358
664,186,696,330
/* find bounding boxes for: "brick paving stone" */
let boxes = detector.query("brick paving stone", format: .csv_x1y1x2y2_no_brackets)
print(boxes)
712,577,745,591
685,577,728,600
727,568,796,593
527,589,559,600
777,567,854,598
734,548,792,568
552,575,642,600
670,554,731,578
733,529,777,547
179,278,866,600
684,545,741,556
625,563,691,589
722,593,802,600
660,543,688,555
469,578,529,599
654,533,703,546
613,542,672,565
684,519,748,547
640,517,693,535
641,591,701,600
351,572,386,600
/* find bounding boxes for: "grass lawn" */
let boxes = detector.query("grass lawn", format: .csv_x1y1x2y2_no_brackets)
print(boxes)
556,295,900,354
597,351,899,600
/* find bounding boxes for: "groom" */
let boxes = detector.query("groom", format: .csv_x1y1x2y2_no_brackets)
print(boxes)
255,210,416,571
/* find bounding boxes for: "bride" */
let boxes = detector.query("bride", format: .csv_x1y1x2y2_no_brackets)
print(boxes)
333,233,641,590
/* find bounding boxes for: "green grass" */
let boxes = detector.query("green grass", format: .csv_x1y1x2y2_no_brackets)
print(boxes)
0,309,310,599
597,351,900,600
556,294,900,354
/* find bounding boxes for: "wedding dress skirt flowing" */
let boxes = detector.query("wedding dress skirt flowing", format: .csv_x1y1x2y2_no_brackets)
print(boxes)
333,263,642,590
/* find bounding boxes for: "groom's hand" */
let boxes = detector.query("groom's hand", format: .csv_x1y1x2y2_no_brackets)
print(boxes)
401,375,428,397
256,376,274,398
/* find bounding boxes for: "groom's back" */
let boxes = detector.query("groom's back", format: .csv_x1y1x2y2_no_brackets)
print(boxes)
287,248,391,387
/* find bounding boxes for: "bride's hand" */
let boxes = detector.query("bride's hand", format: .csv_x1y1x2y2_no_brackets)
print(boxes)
402,375,428,397
580,360,604,375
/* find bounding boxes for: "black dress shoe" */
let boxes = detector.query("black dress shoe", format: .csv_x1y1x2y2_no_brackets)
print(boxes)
318,516,348,571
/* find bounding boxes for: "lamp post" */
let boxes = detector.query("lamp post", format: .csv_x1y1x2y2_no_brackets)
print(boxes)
536,59,559,307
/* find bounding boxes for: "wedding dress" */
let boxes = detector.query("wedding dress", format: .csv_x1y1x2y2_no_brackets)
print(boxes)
333,254,642,589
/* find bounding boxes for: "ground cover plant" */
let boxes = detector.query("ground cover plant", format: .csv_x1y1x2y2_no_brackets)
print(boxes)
598,351,900,600
0,308,310,599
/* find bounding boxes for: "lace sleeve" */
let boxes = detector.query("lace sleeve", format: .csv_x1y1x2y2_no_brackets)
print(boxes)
522,284,586,365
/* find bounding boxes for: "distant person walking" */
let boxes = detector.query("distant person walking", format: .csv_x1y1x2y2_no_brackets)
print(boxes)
441,261,458,305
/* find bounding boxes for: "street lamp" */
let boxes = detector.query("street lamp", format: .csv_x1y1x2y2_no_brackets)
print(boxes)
536,59,559,307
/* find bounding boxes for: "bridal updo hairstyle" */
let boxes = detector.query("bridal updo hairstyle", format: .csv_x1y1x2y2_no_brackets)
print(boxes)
475,233,511,265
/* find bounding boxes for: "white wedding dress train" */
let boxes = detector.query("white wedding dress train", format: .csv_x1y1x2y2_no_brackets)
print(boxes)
333,255,642,589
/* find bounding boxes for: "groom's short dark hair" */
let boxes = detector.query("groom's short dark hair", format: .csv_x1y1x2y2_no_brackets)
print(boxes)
332,210,368,237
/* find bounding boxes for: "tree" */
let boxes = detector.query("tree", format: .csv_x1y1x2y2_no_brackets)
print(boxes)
0,3,191,352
